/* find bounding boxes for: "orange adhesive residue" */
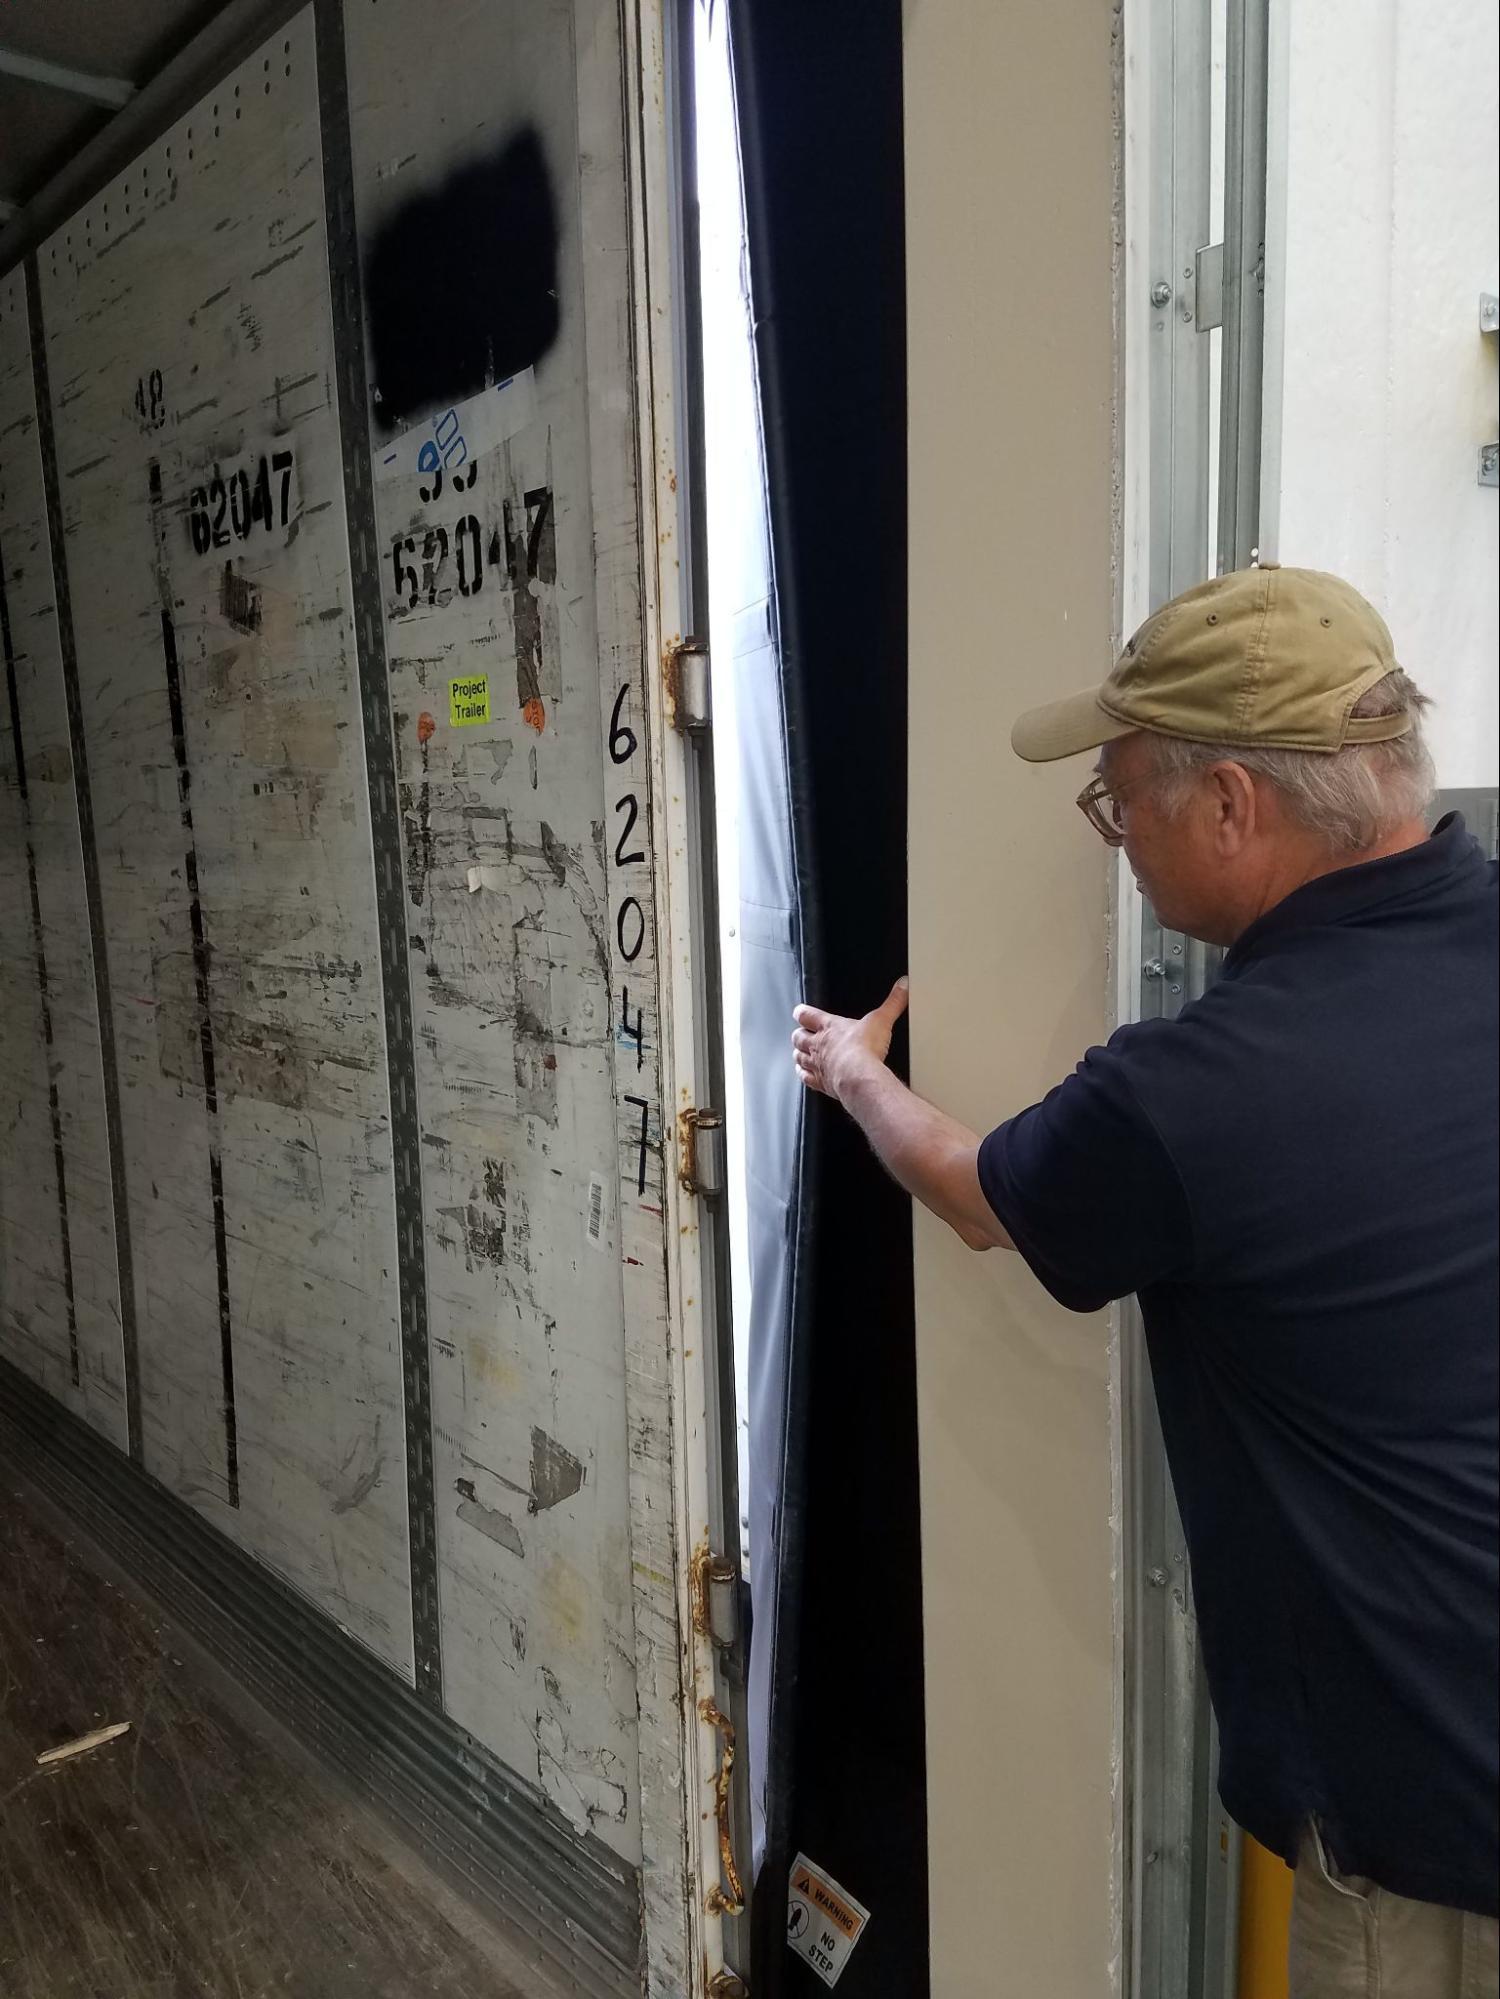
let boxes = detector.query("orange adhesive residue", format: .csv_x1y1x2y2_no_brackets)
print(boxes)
416,711,436,745
522,696,546,734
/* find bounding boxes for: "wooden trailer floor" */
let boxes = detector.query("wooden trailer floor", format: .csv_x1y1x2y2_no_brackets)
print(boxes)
0,1479,550,1999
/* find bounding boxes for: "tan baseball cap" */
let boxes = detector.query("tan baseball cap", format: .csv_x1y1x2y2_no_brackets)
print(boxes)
1011,564,1410,763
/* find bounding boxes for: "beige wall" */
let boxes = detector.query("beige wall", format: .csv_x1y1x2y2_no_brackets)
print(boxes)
904,3,1123,1994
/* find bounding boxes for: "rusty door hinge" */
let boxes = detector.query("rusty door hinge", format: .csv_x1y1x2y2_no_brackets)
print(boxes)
665,637,710,733
707,1973,749,1998
678,1107,726,1198
700,1698,745,1916
690,1540,740,1650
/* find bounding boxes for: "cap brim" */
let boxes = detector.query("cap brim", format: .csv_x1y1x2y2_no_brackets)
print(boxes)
1011,686,1138,763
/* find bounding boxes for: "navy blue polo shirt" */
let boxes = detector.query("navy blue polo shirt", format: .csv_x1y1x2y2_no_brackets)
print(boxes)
978,815,1499,1915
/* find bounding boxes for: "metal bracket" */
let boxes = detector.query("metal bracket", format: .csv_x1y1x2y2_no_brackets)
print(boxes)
678,1106,726,1198
1481,444,1498,490
690,1540,740,1650
664,636,710,733
1481,294,1499,335
708,1976,749,1999
1194,241,1225,331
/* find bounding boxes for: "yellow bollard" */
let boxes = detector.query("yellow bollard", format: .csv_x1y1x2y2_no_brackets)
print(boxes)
1237,1834,1295,1999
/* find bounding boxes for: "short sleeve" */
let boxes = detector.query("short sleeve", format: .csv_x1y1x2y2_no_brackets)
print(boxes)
978,1033,1194,1313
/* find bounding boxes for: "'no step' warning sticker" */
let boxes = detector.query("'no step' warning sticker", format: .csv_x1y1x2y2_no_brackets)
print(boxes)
786,1852,870,1989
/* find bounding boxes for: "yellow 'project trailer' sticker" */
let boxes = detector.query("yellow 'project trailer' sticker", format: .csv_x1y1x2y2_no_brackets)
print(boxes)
787,1853,871,1988
449,674,490,726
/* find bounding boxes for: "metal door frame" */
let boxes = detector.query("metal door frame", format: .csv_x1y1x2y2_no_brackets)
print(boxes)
625,1,751,1985
1120,1,1269,1993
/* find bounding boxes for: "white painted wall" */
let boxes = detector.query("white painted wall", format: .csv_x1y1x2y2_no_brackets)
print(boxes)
1263,0,1499,785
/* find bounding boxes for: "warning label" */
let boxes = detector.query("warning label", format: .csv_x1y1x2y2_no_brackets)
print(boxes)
786,1853,870,1989
449,673,490,727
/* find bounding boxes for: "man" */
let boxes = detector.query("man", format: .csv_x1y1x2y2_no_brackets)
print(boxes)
791,565,1498,1998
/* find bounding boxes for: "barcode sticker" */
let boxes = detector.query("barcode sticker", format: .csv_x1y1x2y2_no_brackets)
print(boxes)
586,1174,606,1250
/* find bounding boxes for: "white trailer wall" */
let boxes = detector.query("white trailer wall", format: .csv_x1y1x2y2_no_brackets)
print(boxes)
0,275,129,1449
905,4,1123,1996
1263,0,1499,785
340,0,647,1862
35,9,415,1670
0,5,725,1990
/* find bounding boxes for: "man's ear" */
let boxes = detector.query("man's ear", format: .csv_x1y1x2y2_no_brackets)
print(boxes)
1209,760,1258,854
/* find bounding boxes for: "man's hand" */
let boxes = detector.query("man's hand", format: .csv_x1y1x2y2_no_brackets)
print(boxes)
792,978,910,1107
789,977,1014,1254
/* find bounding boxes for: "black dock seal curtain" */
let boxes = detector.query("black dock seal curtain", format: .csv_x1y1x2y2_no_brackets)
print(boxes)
730,4,929,1992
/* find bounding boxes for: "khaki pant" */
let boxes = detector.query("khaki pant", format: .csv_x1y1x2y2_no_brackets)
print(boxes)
1291,1825,1499,1999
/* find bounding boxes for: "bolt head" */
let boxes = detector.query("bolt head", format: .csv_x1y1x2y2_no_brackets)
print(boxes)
1151,281,1172,308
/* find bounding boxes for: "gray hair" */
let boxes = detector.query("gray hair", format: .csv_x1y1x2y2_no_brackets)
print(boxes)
1147,670,1436,852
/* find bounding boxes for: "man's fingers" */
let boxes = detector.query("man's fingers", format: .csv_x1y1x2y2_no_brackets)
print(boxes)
875,976,910,1024
793,1003,830,1031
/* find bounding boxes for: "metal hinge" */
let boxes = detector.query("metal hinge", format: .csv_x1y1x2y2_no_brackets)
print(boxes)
665,637,710,733
1194,242,1225,331
1482,298,1498,487
708,1975,749,1999
690,1540,740,1650
678,1107,726,1199
700,1699,746,1916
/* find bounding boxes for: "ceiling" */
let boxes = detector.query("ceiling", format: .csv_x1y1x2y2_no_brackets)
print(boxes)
0,1,225,215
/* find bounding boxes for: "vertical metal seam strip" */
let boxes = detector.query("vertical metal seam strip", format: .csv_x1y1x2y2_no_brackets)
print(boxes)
311,0,442,1702
1216,0,1269,574
146,461,239,1508
23,254,142,1459
1,528,80,1387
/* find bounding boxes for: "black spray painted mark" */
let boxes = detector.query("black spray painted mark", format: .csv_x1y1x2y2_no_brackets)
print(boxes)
1,533,79,1386
219,561,261,635
148,461,239,1509
365,127,560,430
505,482,554,726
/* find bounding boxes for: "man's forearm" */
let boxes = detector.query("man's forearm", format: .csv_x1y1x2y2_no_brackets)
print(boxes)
840,1061,1014,1252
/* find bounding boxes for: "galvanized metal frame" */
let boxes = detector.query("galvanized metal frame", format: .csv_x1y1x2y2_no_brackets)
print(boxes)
1147,0,1213,609
1125,11,1216,1991
1124,0,1270,1993
1216,0,1270,574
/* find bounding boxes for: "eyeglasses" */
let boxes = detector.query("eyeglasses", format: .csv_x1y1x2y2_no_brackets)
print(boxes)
1076,770,1157,846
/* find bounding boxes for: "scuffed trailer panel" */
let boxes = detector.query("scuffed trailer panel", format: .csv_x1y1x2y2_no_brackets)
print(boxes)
33,8,414,1675
0,275,129,1452
340,0,652,1859
0,3,721,1988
